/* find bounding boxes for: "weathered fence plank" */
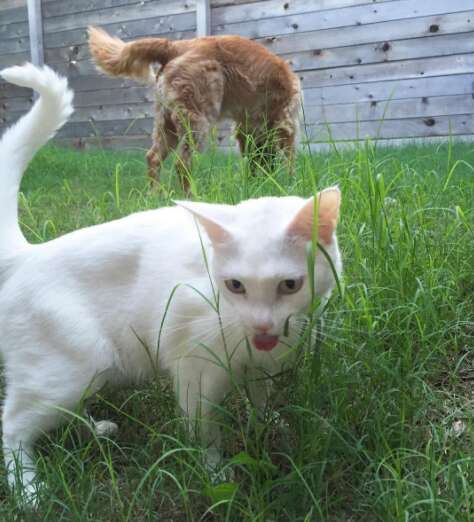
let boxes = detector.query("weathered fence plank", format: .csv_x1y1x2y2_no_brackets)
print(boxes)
211,0,396,13
299,53,474,90
70,103,154,123
258,10,474,55
212,0,391,25
54,135,152,151
0,50,30,66
286,32,474,72
304,94,474,124
303,74,474,105
42,0,195,34
2,85,152,111
0,0,27,11
303,113,474,141
0,16,28,39
0,96,33,113
55,117,155,138
213,0,474,39
43,12,195,49
307,134,474,150
72,87,155,107
69,75,137,92
1,36,31,54
43,0,155,19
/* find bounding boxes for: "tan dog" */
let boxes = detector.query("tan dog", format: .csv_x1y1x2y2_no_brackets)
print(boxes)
88,27,301,191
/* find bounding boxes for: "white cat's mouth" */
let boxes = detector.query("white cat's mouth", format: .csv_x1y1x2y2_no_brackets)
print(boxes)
252,334,279,352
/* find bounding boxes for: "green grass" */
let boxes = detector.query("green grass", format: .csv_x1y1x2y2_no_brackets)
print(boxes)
1,141,474,521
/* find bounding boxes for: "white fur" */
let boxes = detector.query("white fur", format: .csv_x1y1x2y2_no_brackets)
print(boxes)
0,63,342,502
0,63,73,257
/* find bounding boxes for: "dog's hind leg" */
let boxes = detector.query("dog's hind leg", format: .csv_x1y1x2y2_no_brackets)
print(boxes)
162,58,224,193
172,111,213,193
268,91,301,176
146,110,178,183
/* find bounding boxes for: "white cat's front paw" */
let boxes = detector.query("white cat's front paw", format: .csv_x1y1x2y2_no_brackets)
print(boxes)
93,420,118,437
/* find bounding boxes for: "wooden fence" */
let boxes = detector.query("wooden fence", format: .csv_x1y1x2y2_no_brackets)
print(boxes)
1,0,473,151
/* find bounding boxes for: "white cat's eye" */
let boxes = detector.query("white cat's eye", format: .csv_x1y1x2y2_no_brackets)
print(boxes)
278,278,304,295
225,279,246,294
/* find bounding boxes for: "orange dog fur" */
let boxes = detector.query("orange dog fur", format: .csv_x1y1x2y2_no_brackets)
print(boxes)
88,26,301,191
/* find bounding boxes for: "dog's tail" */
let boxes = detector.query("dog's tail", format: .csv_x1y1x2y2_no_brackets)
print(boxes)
88,26,181,83
0,63,73,256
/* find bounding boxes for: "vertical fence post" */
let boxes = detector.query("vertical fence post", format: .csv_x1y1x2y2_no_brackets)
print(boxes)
27,0,44,66
196,0,211,37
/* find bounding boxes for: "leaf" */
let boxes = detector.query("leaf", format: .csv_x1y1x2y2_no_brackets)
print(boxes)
230,451,259,467
230,451,277,473
204,482,238,504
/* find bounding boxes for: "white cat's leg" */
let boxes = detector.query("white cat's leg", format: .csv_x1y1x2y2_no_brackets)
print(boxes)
175,366,229,471
2,353,109,503
178,377,222,460
2,389,58,503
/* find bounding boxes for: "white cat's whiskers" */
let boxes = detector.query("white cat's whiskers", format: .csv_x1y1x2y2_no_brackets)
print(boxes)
138,313,225,345
176,318,244,360
156,316,223,337
290,316,365,349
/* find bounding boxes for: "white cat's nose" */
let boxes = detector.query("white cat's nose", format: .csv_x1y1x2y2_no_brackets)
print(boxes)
253,321,274,334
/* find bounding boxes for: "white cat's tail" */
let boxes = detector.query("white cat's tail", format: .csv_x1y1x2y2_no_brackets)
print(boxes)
0,63,73,256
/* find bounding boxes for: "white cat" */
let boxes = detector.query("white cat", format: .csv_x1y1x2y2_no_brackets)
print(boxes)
0,63,342,502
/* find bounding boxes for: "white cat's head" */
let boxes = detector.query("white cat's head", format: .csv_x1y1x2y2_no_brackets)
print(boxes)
177,187,342,352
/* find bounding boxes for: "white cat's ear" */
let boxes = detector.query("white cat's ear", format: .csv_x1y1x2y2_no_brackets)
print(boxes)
174,201,232,245
286,186,341,245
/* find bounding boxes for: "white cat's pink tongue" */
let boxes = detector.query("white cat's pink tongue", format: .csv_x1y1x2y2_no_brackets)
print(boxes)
253,334,279,351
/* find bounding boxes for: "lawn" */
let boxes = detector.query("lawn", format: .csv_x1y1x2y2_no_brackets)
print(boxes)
1,141,473,521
